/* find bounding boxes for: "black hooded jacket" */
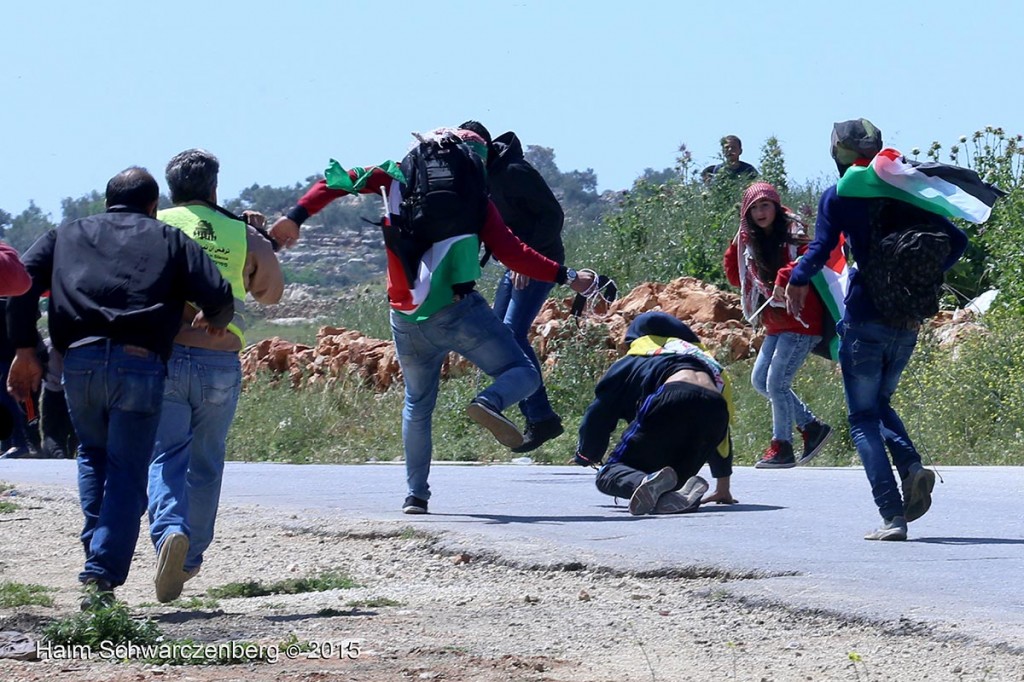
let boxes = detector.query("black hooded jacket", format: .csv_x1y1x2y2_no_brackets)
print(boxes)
486,132,565,264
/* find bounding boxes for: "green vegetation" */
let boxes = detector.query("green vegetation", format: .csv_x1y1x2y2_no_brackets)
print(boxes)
44,602,161,648
206,570,358,599
0,581,56,607
344,596,403,608
0,501,18,514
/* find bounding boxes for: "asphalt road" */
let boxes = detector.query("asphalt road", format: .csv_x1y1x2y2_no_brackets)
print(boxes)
2,460,1022,648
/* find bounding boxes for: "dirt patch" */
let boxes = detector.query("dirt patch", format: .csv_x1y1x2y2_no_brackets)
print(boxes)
1,485,1021,681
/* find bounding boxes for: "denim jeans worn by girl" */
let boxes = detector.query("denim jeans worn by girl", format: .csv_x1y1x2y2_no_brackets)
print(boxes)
751,332,821,441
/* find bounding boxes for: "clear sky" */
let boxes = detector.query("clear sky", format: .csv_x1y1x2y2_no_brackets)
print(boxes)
1,0,1020,220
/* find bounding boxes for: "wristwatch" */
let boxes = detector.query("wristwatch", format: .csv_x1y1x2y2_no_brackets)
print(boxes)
565,268,578,285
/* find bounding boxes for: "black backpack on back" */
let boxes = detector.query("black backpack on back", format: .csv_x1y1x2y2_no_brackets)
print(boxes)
397,134,488,248
860,198,952,324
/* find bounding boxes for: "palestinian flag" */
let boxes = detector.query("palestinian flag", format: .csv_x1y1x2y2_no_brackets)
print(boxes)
808,234,848,362
837,148,1005,224
332,168,481,323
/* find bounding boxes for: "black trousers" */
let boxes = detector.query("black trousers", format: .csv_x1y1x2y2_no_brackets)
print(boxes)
41,388,78,458
595,381,728,499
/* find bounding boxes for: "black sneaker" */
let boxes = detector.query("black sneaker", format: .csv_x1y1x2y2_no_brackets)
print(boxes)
798,421,834,465
402,495,428,514
80,578,115,611
511,416,564,453
754,440,796,469
466,398,524,449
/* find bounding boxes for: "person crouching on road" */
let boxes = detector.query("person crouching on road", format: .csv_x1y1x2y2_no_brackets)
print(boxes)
574,312,736,515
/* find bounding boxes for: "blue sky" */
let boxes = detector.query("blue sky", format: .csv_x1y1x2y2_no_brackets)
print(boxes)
1,0,1019,221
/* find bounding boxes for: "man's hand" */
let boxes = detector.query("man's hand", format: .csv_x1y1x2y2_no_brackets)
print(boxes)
7,348,42,403
701,476,738,505
511,272,531,290
785,283,809,317
241,210,267,229
269,217,300,249
569,269,597,295
192,310,227,338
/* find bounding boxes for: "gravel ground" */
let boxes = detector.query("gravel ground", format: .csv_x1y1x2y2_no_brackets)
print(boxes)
1,483,1021,681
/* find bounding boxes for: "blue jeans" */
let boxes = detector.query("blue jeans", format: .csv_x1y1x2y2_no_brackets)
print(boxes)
148,345,241,572
62,342,166,587
390,292,538,500
839,321,921,520
493,271,558,424
751,332,820,441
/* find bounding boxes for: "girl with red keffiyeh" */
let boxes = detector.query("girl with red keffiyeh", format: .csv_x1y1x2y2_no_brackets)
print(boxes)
724,182,834,469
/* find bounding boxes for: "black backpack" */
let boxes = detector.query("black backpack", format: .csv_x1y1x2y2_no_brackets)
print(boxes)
860,199,952,324
397,134,487,247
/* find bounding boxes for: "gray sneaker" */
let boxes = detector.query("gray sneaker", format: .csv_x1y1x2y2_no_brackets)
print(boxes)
653,475,709,514
467,398,524,449
629,467,679,516
155,532,190,603
864,516,908,541
902,467,936,522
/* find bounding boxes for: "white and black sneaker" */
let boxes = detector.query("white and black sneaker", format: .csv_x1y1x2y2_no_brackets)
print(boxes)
467,398,524,449
629,467,679,516
653,475,709,514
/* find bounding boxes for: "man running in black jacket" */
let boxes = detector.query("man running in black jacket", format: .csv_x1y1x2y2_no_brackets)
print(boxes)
7,167,233,608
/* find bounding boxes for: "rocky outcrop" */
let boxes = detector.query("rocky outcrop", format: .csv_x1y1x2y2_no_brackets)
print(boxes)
241,276,760,391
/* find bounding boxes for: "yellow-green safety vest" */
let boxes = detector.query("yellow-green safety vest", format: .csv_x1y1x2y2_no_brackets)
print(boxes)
158,205,248,346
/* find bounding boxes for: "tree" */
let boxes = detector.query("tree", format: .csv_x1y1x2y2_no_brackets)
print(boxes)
759,136,789,193
60,191,105,224
0,208,11,239
7,202,56,253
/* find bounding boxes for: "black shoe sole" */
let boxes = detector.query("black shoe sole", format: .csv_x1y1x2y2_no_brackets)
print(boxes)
903,469,936,522
467,401,524,449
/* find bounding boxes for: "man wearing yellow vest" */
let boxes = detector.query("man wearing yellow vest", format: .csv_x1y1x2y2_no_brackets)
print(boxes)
147,149,284,602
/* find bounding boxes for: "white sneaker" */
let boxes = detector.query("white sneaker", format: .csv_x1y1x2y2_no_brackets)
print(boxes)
629,467,679,516
653,476,709,514
864,516,908,541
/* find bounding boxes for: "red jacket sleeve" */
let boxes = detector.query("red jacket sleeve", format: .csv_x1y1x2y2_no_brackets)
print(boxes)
480,201,563,282
724,237,740,287
0,242,31,296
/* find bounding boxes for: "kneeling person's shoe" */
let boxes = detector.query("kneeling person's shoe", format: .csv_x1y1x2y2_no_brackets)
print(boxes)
402,495,428,514
155,532,189,603
629,467,679,516
864,515,908,541
902,466,936,523
653,476,709,514
511,416,564,453
467,398,524,449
